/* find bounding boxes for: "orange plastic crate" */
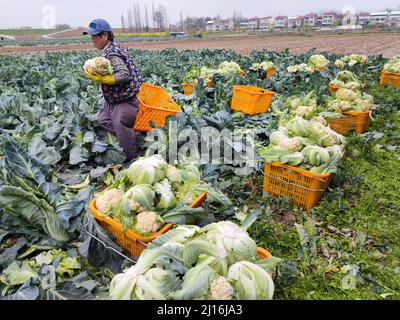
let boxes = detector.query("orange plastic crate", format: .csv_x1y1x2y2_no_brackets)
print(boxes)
329,111,371,135
328,83,339,92
89,192,207,257
266,67,276,79
257,247,272,259
182,82,194,95
263,162,333,211
380,71,400,88
206,79,214,88
231,85,275,115
181,80,213,95
134,83,182,132
259,67,276,80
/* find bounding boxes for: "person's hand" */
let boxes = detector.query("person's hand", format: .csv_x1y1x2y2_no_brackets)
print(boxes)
84,69,116,85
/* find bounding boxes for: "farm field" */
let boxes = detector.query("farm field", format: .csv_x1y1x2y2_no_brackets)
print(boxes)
0,33,399,56
0,46,399,301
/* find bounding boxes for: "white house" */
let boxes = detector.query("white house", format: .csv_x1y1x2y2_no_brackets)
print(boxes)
288,16,303,29
206,19,234,31
240,19,250,30
303,13,318,27
206,20,217,31
259,16,275,30
369,11,400,26
317,15,323,27
248,17,260,30
357,12,371,25
274,16,288,29
321,12,341,26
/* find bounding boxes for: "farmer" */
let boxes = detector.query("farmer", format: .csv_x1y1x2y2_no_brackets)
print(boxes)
83,18,143,162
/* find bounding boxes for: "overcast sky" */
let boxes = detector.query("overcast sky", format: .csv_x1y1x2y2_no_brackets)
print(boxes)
0,0,399,28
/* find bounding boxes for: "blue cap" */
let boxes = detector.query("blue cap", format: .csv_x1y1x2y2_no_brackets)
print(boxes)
83,18,112,35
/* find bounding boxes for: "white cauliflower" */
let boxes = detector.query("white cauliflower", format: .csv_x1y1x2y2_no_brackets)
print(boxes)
344,81,361,91
308,54,330,69
352,98,372,112
328,99,352,112
83,57,114,76
96,188,124,213
280,137,304,152
251,61,274,71
208,277,234,300
335,59,345,69
127,199,145,213
310,116,328,127
348,60,357,67
335,88,360,102
288,63,315,73
289,97,302,109
349,54,367,64
270,131,303,152
305,66,315,73
135,211,163,234
326,145,345,159
298,63,310,72
295,105,314,118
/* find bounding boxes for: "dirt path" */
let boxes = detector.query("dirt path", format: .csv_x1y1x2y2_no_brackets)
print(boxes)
0,33,399,56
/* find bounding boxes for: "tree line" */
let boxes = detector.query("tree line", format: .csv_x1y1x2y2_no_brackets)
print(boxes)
120,2,243,32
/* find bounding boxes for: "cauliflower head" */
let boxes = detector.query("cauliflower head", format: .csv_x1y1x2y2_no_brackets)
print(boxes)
135,211,163,234
308,54,330,69
96,188,125,213
335,59,345,69
344,81,361,91
83,57,114,76
127,199,146,214
335,88,360,102
208,276,234,300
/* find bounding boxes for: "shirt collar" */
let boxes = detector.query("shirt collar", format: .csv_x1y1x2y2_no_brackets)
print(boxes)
102,42,113,54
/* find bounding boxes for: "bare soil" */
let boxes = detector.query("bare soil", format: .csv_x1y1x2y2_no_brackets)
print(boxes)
0,33,399,57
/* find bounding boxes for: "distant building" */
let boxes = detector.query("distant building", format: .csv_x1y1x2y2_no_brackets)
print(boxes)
223,19,235,31
321,12,341,26
274,16,288,29
259,16,275,30
288,16,303,29
357,12,371,25
317,15,323,27
240,19,250,30
369,11,400,26
206,20,216,31
239,18,260,31
205,19,234,31
248,17,260,30
303,13,318,27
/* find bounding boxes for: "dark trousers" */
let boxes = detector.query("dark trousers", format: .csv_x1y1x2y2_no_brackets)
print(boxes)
97,97,139,160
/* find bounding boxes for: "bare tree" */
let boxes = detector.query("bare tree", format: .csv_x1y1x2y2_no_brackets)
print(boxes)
136,2,142,32
163,5,169,30
132,3,137,32
152,2,156,29
233,10,242,28
180,10,183,31
145,4,149,31
152,4,163,31
132,3,138,32
121,14,126,32
127,8,133,32
153,4,166,31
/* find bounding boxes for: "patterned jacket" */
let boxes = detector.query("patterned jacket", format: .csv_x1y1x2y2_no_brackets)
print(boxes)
101,42,143,104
